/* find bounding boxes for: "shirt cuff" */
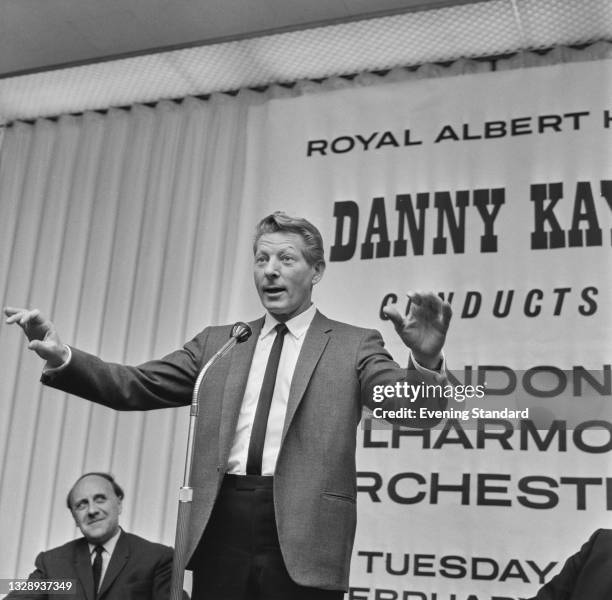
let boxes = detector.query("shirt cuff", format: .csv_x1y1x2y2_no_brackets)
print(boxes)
411,352,446,382
42,345,72,374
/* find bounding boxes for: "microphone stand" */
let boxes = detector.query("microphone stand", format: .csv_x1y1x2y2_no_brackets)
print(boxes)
169,322,252,600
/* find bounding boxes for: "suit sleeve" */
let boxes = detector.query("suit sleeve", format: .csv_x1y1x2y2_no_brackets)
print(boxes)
152,546,174,600
5,552,50,599
40,329,211,412
526,530,601,600
357,328,448,428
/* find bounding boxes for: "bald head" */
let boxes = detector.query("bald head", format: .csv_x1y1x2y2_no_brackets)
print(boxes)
67,473,123,545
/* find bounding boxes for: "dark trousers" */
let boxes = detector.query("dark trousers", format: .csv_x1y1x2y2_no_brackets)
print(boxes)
190,474,344,600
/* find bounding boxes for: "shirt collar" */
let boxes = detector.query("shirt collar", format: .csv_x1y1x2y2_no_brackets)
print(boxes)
88,527,121,557
261,304,317,340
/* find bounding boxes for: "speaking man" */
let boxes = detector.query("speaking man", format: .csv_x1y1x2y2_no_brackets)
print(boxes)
6,472,173,600
5,212,452,600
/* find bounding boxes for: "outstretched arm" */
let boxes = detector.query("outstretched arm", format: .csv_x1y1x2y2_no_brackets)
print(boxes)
5,305,205,411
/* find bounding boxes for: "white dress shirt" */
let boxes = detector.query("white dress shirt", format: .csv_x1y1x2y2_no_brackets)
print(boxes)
227,304,317,475
88,527,121,589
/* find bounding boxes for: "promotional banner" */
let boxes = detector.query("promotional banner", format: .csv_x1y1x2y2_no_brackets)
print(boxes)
230,60,612,599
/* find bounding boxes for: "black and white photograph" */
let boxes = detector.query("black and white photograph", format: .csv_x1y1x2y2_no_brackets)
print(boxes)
1,1,611,599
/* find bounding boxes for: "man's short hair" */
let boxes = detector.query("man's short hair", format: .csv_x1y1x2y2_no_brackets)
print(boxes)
254,212,325,267
66,472,125,510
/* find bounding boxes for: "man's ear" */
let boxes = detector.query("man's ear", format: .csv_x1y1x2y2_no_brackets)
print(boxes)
312,261,325,285
118,498,123,515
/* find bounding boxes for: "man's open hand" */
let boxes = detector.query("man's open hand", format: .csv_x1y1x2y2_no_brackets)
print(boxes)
4,307,69,368
382,292,452,369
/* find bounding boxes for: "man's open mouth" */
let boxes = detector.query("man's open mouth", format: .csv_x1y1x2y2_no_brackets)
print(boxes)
264,287,285,295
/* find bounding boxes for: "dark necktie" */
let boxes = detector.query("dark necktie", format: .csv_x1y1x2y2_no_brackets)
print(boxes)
92,545,104,597
246,323,288,475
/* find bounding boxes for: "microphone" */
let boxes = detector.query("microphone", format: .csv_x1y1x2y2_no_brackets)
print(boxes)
184,321,253,476
191,322,252,412
231,321,252,343
208,321,252,362
170,321,252,600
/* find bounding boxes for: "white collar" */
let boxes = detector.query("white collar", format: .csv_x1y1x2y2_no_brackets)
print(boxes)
87,527,121,557
261,304,317,340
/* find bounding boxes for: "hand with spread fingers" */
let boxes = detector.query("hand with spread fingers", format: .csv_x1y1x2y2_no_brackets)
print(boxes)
382,292,452,369
4,307,69,368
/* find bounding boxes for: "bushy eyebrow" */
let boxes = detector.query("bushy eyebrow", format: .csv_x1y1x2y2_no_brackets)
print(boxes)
255,245,299,258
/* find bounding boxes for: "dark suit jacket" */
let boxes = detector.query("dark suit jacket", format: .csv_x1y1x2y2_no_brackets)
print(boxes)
7,531,173,600
42,311,446,590
528,529,612,600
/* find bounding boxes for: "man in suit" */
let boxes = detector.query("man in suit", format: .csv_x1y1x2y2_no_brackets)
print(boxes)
527,529,612,600
6,472,173,600
5,212,452,599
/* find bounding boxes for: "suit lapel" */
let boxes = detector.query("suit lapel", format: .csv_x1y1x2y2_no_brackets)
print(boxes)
281,311,331,444
73,539,95,600
217,318,263,467
97,531,129,599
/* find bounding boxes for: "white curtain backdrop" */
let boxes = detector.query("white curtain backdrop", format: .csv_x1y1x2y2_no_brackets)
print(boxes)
0,43,610,583
0,92,261,575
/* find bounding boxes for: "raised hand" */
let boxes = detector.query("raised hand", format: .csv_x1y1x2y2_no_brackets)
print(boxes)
4,307,69,368
382,292,452,369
